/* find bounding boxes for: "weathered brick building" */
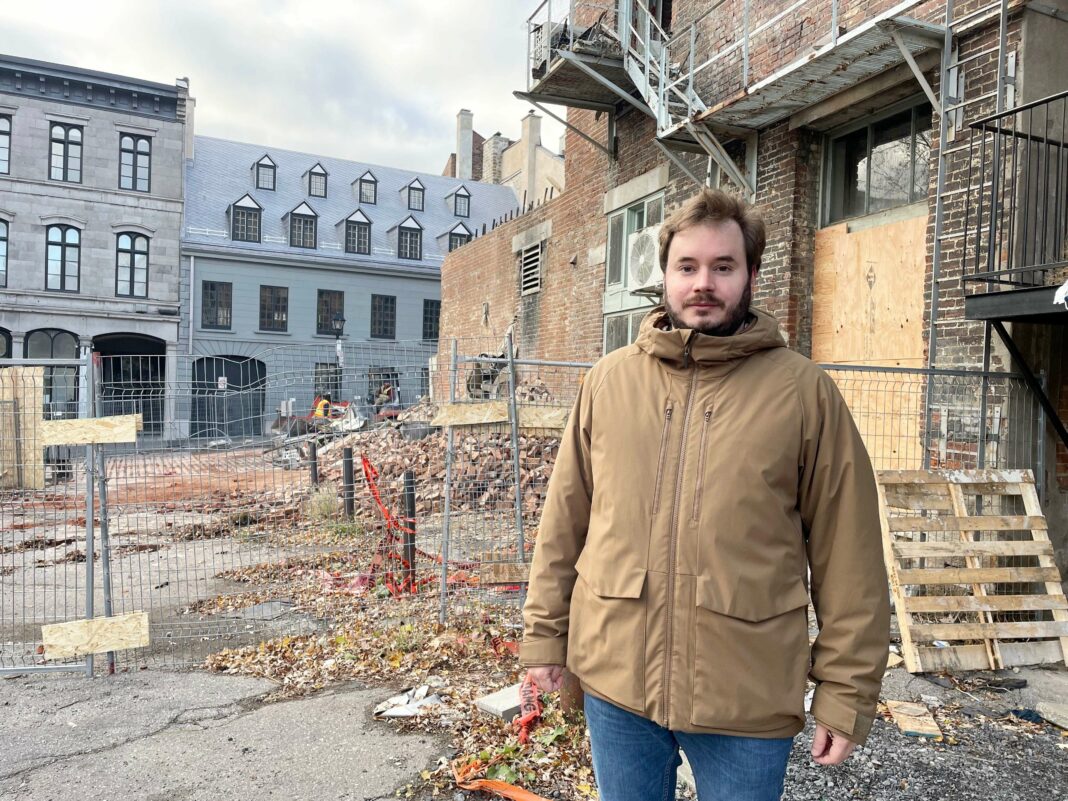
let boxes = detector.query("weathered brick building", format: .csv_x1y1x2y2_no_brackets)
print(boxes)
439,1,1068,581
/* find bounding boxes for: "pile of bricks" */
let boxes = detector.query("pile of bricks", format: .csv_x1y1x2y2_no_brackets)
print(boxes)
317,428,560,520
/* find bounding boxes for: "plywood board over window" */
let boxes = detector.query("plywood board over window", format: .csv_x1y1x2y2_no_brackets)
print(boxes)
812,211,927,367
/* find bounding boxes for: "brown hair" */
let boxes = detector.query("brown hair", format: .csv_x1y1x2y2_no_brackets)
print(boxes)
658,188,766,274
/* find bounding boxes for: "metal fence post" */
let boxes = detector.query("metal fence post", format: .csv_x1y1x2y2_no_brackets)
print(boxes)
342,447,355,519
83,346,95,677
403,470,417,593
505,333,526,564
309,441,319,486
439,339,458,624
97,447,115,674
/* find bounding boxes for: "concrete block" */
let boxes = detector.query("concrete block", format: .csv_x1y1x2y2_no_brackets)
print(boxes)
1037,701,1068,729
475,683,522,720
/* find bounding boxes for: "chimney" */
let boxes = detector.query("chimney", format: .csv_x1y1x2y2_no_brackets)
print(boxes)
522,111,541,210
456,109,474,181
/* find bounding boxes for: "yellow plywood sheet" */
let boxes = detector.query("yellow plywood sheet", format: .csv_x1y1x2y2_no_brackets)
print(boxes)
479,561,531,585
40,413,143,446
42,611,150,659
812,213,927,367
0,366,45,490
885,700,942,739
431,402,569,431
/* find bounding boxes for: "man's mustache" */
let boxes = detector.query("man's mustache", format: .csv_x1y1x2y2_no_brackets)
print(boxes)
685,296,723,307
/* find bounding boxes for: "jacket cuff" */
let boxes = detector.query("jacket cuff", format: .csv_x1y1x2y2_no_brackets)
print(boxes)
519,637,567,667
811,687,875,745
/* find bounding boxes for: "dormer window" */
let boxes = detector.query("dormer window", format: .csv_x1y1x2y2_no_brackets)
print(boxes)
255,155,276,191
358,171,377,204
447,222,472,252
287,202,318,249
405,178,425,211
231,194,263,243
452,185,471,218
394,216,423,260
307,163,328,198
344,209,372,255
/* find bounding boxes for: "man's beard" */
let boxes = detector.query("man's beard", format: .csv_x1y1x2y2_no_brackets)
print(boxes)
665,281,752,337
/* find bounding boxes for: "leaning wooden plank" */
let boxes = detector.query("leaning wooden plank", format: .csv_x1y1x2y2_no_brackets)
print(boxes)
893,541,1055,558
877,469,1033,485
914,644,991,672
0,366,45,490
42,611,150,659
903,594,1068,614
999,640,1067,668
910,621,1068,642
882,488,954,511
1019,482,1068,666
948,482,999,669
888,515,1046,532
877,479,922,673
40,413,143,447
897,566,1062,585
885,700,942,739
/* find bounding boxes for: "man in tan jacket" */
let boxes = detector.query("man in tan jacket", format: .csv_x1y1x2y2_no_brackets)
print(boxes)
521,189,889,801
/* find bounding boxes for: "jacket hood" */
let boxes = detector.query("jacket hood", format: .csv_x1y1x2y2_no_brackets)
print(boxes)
634,305,787,368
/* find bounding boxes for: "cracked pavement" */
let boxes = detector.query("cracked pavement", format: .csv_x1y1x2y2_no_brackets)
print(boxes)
0,671,445,800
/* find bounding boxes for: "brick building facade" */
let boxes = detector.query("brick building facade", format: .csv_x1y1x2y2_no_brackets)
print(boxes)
439,0,1068,580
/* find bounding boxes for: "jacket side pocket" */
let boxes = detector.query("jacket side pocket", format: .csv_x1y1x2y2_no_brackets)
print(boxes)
651,400,674,515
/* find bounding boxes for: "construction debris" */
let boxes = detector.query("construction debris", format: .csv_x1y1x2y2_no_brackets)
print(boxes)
885,700,943,740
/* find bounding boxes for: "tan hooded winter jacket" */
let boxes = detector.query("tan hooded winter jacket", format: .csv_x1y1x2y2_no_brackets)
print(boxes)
521,306,890,744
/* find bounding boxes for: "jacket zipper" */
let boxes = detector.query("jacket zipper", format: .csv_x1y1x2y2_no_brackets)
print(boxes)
651,402,674,514
664,342,698,727
690,407,713,522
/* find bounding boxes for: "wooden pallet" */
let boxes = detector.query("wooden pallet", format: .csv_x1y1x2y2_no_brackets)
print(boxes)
878,469,1068,673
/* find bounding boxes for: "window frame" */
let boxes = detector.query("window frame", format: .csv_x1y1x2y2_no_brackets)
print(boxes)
359,176,377,204
398,226,422,260
606,192,665,289
258,285,289,332
232,205,262,243
370,294,397,340
454,192,470,218
201,280,233,330
49,123,83,183
345,220,371,255
448,232,471,252
0,115,10,175
256,161,276,191
119,133,152,192
115,232,150,298
422,298,441,342
45,224,81,292
290,213,317,249
316,289,344,335
408,186,424,211
309,166,327,198
822,96,932,226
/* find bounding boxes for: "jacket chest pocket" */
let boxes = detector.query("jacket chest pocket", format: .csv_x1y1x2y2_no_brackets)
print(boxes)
690,578,810,732
567,550,648,711
690,406,713,522
651,400,674,515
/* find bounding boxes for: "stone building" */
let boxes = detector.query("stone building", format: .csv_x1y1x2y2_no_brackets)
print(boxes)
0,54,190,431
438,1,1068,584
179,136,516,438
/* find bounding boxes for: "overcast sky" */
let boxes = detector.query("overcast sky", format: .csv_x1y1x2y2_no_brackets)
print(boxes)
3,0,566,174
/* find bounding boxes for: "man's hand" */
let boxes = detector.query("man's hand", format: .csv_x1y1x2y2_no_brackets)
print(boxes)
525,665,565,692
811,723,856,766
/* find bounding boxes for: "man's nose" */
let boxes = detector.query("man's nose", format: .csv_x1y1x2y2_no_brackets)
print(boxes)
691,267,716,291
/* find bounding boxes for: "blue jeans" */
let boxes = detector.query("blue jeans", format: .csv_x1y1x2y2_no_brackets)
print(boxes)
584,694,794,801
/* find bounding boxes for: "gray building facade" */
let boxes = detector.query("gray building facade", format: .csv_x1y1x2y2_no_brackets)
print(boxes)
0,54,190,430
180,137,516,438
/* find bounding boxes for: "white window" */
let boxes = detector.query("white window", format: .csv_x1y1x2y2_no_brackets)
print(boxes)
604,309,647,353
607,193,664,288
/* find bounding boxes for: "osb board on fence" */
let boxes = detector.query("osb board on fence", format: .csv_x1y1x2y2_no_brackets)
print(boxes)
811,213,926,368
836,376,925,471
479,560,531,586
42,611,150,659
40,413,143,446
431,402,569,431
877,469,1068,674
0,366,45,490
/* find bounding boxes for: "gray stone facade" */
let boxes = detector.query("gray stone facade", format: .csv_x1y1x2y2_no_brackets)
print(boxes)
0,55,189,430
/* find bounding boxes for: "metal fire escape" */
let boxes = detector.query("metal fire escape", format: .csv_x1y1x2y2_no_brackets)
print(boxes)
519,0,944,199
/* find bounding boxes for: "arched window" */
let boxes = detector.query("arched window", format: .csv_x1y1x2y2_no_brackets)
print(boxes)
0,219,7,287
116,232,149,297
46,225,80,292
0,328,11,360
119,134,151,192
25,328,79,419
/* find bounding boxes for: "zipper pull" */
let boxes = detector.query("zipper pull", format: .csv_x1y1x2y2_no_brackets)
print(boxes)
703,409,712,423
682,343,692,369
666,405,673,421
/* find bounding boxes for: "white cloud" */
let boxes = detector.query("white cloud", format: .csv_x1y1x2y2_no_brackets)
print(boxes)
2,0,567,173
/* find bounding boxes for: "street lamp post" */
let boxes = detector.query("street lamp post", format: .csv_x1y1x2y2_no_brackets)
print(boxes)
331,312,345,401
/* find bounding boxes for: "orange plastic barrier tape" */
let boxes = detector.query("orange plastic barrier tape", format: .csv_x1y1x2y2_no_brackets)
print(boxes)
452,760,552,801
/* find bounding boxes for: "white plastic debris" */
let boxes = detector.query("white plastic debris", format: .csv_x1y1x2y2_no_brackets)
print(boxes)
373,685,443,719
